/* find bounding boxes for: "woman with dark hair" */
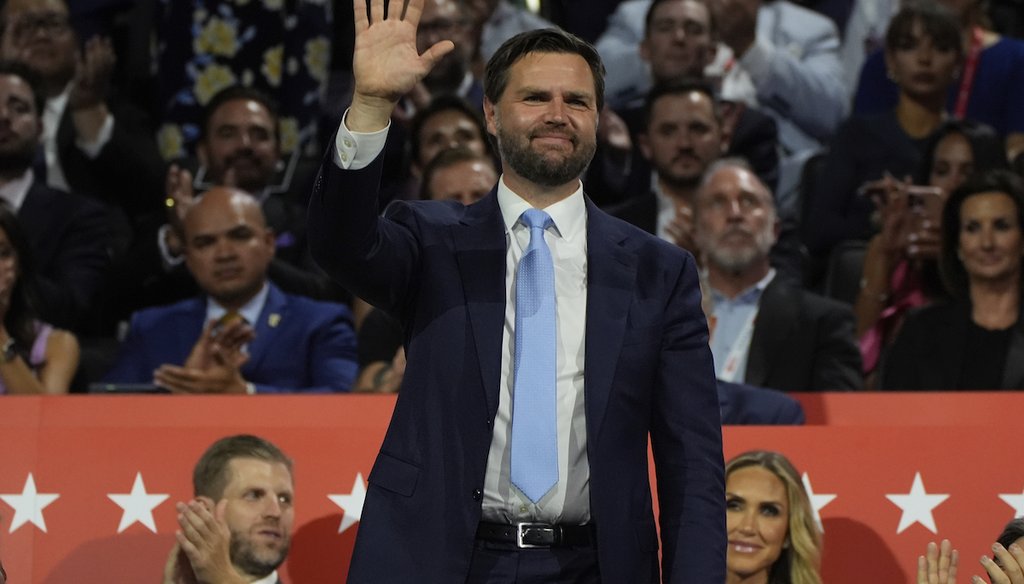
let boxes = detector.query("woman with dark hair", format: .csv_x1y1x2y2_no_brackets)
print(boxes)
0,204,78,393
725,450,823,584
881,169,1024,389
806,0,964,261
856,119,1007,381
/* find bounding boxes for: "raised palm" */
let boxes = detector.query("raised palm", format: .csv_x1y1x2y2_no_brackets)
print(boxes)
353,0,455,104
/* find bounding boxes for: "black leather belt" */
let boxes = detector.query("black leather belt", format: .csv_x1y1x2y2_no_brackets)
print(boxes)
476,521,595,548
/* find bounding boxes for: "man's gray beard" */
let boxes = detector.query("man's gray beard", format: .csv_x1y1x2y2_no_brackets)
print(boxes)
702,227,775,275
495,124,595,188
230,531,288,578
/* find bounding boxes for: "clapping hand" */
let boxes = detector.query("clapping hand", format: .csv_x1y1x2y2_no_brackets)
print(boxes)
918,540,958,584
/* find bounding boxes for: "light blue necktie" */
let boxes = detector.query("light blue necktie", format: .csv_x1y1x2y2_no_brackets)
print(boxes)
511,208,558,503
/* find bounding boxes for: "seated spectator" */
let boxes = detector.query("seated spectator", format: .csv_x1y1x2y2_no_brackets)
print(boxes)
612,80,802,284
0,60,109,333
468,0,554,65
853,0,1024,164
856,119,1007,381
806,1,964,261
104,86,343,331
882,169,1024,389
163,434,294,584
597,0,847,199
695,159,863,391
419,146,498,204
725,450,823,584
0,203,78,394
153,0,332,162
0,0,165,247
104,186,357,393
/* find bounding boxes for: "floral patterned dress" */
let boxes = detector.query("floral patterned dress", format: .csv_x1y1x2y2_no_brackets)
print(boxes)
153,0,333,160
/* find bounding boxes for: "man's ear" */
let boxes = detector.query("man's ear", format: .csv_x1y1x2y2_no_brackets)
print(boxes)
637,131,653,161
483,97,497,136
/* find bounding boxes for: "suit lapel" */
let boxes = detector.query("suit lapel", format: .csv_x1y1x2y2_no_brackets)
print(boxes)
178,298,208,361
244,284,288,373
453,193,507,415
745,278,794,387
583,201,636,444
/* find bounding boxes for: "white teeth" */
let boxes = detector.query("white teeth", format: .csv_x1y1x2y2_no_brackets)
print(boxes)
731,544,757,553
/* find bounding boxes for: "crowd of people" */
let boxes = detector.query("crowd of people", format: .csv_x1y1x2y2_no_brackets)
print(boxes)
1,0,1023,581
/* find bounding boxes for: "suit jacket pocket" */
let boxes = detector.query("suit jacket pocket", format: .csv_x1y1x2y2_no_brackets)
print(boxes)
369,452,420,497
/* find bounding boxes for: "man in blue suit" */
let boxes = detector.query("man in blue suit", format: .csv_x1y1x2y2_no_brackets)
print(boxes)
105,186,357,393
308,1,725,582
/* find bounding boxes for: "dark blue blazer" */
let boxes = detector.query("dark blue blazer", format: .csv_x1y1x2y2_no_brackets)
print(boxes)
103,283,357,393
717,381,806,425
308,152,726,583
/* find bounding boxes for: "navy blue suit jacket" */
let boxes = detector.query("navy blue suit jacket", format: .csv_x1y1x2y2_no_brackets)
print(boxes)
103,283,357,392
717,381,805,425
308,152,725,583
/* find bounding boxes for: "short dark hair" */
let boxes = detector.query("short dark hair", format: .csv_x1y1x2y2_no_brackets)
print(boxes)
419,146,497,200
997,518,1024,550
409,94,491,167
0,59,44,116
885,1,963,59
642,77,721,131
200,85,280,143
940,169,1024,298
193,434,293,499
644,0,717,40
915,118,1007,185
484,28,606,111
0,201,41,355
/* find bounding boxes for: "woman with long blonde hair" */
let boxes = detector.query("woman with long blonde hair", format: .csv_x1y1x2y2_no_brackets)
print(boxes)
725,450,823,584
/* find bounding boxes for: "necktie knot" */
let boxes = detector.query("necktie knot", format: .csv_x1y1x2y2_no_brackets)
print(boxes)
520,208,553,233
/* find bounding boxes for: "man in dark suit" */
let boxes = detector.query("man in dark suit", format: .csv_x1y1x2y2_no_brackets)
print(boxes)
0,60,109,332
164,434,292,584
694,158,863,391
105,186,357,393
0,0,165,237
309,2,725,582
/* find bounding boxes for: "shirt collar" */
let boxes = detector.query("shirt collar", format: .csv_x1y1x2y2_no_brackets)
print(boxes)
205,282,270,326
496,175,587,243
650,173,674,215
251,571,279,584
711,268,776,304
0,169,35,212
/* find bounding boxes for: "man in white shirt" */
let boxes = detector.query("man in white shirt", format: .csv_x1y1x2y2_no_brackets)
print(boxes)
307,0,725,582
163,435,293,584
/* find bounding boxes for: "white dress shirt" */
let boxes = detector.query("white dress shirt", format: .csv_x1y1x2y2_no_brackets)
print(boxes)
335,112,591,523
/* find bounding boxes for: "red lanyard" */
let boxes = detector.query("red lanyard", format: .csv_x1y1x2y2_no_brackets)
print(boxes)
954,26,984,119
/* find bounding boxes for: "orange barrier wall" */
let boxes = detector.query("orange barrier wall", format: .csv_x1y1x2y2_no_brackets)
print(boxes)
1,394,1022,584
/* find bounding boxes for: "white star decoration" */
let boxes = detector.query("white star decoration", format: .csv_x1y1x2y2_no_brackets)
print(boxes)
328,473,367,534
886,472,949,534
107,472,169,533
802,472,836,533
0,473,60,533
999,488,1024,518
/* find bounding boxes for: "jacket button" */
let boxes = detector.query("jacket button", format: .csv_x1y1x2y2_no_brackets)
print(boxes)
472,489,482,501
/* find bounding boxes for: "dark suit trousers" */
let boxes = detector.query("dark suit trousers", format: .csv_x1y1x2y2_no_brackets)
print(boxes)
466,540,601,583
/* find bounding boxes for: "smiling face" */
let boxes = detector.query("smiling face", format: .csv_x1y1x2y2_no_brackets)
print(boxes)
726,466,790,582
483,51,598,196
219,457,294,578
957,191,1024,286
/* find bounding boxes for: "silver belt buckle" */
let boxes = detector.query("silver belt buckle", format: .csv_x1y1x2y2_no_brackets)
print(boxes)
515,522,553,548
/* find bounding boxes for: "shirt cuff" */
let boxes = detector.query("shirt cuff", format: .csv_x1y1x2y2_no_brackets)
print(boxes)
75,113,115,158
157,223,186,269
333,108,389,170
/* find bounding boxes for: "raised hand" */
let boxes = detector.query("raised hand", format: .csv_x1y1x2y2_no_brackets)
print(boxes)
917,540,958,584
348,0,455,131
69,36,115,112
175,499,246,584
